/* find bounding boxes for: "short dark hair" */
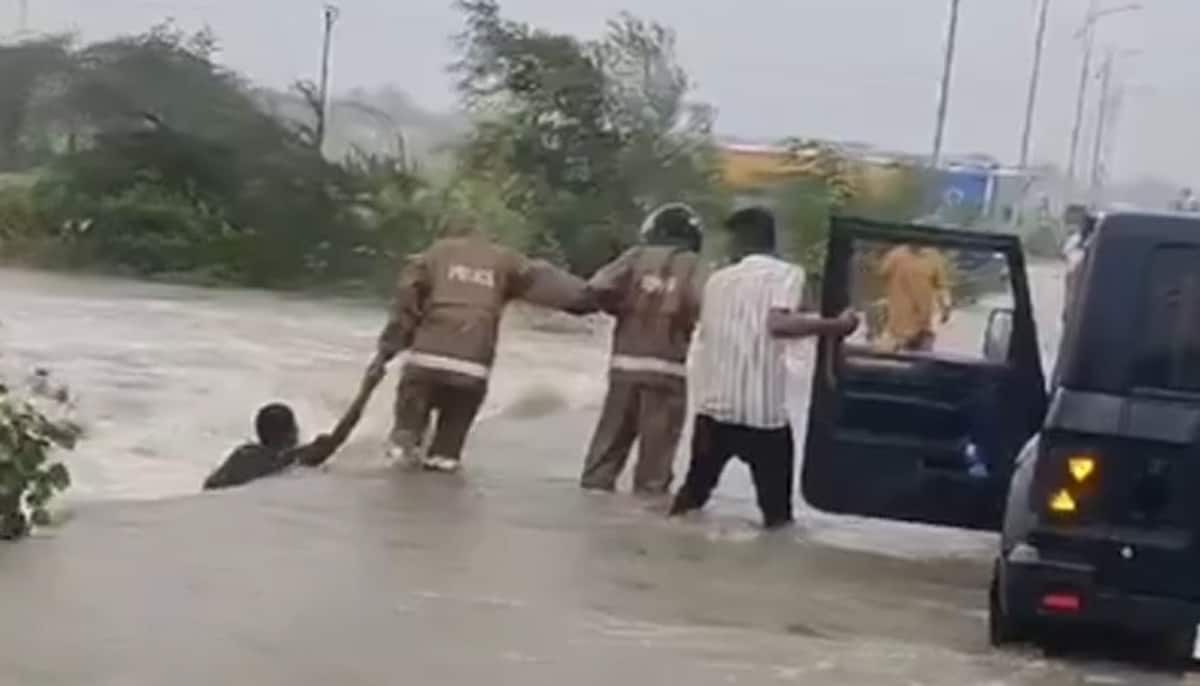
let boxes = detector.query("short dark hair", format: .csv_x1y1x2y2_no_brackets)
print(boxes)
725,207,777,254
255,403,298,446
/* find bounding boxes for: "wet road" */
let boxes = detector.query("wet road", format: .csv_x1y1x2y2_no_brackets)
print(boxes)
0,264,1193,684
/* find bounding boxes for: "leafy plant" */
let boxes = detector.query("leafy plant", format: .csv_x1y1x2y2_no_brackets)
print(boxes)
0,370,79,540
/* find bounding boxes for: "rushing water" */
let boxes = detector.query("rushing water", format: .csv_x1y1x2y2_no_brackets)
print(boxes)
0,267,612,502
8,263,1191,686
0,262,1066,548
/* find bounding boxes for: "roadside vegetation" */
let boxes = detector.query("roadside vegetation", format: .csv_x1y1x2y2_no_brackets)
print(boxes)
0,370,78,540
0,3,734,290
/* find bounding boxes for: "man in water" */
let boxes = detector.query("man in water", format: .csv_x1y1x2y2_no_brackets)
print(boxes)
372,213,590,473
579,203,705,496
669,207,858,529
878,243,952,352
203,363,384,491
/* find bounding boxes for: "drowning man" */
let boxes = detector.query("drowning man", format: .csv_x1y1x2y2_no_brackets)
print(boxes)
203,362,383,490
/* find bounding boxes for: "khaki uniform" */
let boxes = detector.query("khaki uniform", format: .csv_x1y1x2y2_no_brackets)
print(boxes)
379,235,588,464
879,245,950,352
580,245,703,494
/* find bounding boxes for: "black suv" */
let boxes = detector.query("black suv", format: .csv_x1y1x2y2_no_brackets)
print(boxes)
801,212,1200,662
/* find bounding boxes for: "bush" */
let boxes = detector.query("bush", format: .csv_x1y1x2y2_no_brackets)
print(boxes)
0,185,48,246
0,370,79,540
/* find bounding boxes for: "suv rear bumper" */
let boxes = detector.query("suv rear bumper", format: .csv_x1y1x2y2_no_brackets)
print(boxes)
1003,544,1200,632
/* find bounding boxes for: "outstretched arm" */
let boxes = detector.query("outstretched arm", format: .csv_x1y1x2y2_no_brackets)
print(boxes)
297,362,387,468
378,254,430,361
586,248,638,315
511,254,597,315
768,309,859,339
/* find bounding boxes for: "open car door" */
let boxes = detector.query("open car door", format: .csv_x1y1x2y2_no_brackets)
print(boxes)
801,217,1048,531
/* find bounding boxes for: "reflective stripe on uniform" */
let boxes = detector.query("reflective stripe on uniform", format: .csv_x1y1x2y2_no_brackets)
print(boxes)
610,354,687,378
406,352,491,380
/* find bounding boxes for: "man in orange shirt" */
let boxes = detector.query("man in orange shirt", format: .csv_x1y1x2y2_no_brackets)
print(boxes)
878,244,952,352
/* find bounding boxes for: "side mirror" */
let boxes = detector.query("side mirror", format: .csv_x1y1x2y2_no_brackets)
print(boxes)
983,308,1014,362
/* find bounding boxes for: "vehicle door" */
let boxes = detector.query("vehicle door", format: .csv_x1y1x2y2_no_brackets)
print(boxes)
800,217,1048,531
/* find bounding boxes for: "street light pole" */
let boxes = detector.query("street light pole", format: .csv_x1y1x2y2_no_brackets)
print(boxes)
1088,48,1140,200
931,0,962,169
1065,1,1141,196
17,0,28,33
1089,52,1114,199
1019,0,1051,168
1067,1,1099,190
316,4,340,154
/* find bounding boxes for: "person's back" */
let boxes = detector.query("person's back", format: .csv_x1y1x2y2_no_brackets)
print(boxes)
694,253,800,427
406,234,531,380
605,245,703,377
673,206,857,529
376,217,591,472
580,204,704,495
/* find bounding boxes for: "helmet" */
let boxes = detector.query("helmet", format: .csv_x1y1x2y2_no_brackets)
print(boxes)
639,202,703,252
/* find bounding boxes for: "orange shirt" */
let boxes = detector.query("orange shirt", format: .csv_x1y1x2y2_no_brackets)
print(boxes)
879,246,949,343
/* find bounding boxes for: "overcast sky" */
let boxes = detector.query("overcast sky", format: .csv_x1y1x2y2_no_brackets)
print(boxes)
10,0,1198,185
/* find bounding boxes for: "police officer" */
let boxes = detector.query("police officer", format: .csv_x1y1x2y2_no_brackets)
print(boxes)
579,203,705,495
373,214,590,473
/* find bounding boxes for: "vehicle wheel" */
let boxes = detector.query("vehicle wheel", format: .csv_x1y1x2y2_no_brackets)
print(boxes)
989,573,1026,647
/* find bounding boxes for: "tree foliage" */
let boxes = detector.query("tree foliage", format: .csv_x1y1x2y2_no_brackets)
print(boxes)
451,0,725,274
1,9,725,287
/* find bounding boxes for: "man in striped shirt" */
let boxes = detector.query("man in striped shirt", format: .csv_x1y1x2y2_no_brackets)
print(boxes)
669,207,858,529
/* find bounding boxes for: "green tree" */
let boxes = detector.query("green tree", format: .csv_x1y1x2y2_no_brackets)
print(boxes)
0,36,74,170
26,25,383,287
451,1,724,274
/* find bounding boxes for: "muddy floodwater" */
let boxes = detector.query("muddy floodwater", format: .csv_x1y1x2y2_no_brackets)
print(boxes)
0,264,1193,685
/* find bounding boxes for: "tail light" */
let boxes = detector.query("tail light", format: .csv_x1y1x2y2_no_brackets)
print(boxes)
1041,591,1082,614
1045,452,1100,519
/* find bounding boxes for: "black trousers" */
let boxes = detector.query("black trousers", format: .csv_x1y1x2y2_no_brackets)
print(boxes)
671,414,795,528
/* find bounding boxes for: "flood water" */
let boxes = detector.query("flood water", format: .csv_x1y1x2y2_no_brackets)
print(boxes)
2,262,1192,685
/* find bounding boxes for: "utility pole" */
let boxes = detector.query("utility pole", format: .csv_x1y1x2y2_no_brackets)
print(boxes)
1018,0,1051,168
1088,51,1115,200
1067,0,1099,190
17,0,28,34
931,0,962,168
1065,1,1141,196
316,4,340,154
1088,48,1140,201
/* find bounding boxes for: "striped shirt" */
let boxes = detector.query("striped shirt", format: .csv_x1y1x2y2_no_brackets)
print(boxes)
693,255,805,429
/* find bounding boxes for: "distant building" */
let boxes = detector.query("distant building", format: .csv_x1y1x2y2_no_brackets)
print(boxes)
716,138,1033,231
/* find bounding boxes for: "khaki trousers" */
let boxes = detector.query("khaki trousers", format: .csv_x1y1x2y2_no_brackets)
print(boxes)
391,366,486,462
580,375,686,495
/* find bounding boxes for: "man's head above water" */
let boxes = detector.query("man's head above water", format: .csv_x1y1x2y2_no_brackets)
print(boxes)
255,403,300,450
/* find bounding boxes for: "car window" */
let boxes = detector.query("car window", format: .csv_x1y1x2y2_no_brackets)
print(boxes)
1128,245,1200,393
844,238,1014,361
